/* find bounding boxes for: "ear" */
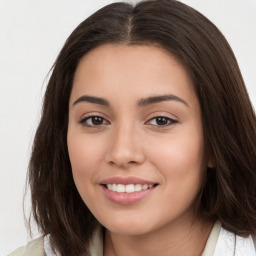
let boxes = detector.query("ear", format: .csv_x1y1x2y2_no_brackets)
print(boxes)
207,156,215,168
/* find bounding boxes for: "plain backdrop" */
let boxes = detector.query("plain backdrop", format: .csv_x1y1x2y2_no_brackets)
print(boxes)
0,0,255,254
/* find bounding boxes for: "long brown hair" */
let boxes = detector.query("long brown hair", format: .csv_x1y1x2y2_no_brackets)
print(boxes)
28,0,256,255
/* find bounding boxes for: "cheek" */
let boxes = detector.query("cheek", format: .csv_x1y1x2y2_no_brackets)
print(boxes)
150,133,204,171
67,128,103,189
68,128,101,168
67,130,103,212
148,125,206,193
150,137,205,221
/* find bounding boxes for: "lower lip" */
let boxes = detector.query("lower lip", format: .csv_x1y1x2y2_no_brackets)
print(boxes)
101,185,156,205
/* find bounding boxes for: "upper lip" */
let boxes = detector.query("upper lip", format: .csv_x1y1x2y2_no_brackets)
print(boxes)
100,176,158,185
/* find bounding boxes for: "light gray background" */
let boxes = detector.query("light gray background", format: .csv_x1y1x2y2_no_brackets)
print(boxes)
0,0,255,254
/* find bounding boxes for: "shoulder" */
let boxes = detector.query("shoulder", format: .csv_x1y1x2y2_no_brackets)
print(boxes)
8,237,45,256
214,227,256,256
253,235,256,251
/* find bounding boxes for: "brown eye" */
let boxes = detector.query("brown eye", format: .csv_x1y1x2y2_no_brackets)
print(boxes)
91,116,104,125
155,117,169,125
147,116,178,126
81,116,108,127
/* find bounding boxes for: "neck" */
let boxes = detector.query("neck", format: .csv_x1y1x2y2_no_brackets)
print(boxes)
104,217,214,256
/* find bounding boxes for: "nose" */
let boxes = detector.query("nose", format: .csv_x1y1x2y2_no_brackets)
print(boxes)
105,123,146,168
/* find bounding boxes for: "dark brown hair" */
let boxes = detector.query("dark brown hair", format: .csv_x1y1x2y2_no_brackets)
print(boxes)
28,0,256,255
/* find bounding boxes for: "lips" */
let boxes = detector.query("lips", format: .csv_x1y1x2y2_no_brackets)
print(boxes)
100,176,157,185
100,176,158,205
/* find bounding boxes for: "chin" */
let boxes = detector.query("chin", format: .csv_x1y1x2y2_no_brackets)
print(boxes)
107,225,152,236
100,217,154,236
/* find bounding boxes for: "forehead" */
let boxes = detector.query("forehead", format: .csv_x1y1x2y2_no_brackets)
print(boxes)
71,44,197,107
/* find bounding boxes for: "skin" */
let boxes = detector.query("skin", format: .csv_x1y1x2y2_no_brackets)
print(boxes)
67,44,213,256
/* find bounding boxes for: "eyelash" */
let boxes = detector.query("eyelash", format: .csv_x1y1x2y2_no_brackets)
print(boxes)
79,115,178,128
80,116,109,127
146,116,178,127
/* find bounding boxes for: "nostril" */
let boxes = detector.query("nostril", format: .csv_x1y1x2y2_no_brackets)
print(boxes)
128,161,138,164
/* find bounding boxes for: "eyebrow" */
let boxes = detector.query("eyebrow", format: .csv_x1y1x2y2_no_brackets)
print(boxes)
73,95,110,107
72,94,188,107
138,94,188,107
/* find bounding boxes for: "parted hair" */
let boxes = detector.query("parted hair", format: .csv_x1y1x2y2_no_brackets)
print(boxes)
28,0,256,255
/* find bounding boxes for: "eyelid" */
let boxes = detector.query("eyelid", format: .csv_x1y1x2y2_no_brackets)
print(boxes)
145,112,178,127
79,111,109,120
79,112,110,127
146,116,178,126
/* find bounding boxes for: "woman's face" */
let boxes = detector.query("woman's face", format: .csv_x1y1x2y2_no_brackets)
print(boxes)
67,44,209,235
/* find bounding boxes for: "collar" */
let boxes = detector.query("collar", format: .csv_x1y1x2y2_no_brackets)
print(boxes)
44,221,256,256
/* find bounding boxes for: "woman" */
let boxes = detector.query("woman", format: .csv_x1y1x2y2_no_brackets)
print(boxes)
9,0,256,255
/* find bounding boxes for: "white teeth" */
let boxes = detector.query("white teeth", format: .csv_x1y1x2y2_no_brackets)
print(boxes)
112,184,117,192
134,184,142,191
142,184,149,190
116,184,125,192
106,184,154,193
125,184,135,193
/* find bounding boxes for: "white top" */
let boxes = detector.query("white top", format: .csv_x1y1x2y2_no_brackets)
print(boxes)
44,221,256,256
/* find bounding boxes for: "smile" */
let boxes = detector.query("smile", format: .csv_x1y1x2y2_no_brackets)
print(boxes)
100,177,158,205
105,184,154,193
